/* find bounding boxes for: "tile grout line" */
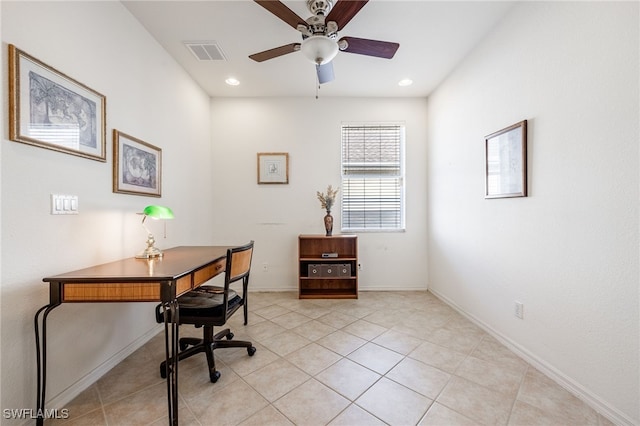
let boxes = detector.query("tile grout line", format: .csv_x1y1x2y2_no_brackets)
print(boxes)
505,363,531,426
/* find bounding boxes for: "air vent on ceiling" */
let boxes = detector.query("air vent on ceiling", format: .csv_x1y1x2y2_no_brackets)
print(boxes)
184,41,227,61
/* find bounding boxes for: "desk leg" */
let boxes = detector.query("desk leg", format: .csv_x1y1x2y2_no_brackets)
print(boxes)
162,299,180,426
34,303,60,426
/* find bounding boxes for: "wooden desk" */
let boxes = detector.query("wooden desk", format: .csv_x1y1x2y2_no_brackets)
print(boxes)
35,246,232,426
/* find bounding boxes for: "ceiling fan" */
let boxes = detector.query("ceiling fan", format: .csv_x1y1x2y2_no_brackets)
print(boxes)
249,0,400,84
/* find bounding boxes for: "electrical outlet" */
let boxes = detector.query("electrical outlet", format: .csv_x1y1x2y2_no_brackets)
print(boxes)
262,262,268,272
515,301,524,319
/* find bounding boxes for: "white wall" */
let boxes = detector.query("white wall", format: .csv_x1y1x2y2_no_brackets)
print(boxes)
209,97,429,292
426,2,639,424
1,1,213,416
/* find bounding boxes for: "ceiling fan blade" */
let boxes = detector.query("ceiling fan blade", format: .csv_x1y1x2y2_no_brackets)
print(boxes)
316,62,335,84
254,0,307,29
339,36,399,59
326,0,368,30
249,43,300,62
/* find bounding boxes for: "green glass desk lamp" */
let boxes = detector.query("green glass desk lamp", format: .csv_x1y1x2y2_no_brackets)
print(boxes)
136,205,174,259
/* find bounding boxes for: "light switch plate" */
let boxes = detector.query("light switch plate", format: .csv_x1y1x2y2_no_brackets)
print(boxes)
51,194,79,215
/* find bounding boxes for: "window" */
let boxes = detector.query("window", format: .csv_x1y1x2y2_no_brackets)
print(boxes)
341,123,405,231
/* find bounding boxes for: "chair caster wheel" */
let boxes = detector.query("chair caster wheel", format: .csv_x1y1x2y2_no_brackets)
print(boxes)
209,371,221,383
248,346,257,356
226,332,234,340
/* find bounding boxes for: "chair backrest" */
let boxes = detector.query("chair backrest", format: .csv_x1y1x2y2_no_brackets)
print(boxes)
226,241,254,285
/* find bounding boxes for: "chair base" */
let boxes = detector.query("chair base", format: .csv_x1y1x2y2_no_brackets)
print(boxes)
160,326,256,383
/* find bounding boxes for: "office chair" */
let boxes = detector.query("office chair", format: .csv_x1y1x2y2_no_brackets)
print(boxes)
156,241,256,383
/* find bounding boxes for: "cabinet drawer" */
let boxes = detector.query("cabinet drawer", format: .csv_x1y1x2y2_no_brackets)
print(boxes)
321,264,338,277
338,264,351,277
194,258,226,286
308,264,322,277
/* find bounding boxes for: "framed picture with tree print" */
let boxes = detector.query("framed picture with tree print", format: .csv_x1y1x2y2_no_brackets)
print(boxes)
8,44,106,161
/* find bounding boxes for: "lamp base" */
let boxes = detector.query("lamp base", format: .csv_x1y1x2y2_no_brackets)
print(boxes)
135,247,163,259
135,234,163,259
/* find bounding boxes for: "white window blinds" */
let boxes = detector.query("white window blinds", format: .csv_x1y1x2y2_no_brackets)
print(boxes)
341,124,405,231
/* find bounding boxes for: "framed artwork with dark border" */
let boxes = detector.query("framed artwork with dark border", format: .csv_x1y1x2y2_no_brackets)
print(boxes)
8,44,106,161
257,152,289,184
113,130,162,197
485,120,527,199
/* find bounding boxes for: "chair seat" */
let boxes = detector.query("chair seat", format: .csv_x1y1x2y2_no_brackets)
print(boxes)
178,286,242,317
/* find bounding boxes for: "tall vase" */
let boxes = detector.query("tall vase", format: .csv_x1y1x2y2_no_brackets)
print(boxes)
324,211,333,236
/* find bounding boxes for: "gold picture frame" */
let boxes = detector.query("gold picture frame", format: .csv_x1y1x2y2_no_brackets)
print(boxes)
113,130,162,197
257,152,289,184
8,44,106,161
485,120,527,199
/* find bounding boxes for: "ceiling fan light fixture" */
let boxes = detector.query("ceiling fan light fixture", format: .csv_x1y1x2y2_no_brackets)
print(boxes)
301,35,339,65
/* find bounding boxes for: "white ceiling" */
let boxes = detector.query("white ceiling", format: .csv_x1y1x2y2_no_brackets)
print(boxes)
122,1,515,98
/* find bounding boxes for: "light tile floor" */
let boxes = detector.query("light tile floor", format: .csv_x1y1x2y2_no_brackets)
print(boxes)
51,291,613,426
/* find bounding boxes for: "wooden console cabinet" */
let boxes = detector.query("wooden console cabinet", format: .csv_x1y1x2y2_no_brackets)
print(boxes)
298,234,358,299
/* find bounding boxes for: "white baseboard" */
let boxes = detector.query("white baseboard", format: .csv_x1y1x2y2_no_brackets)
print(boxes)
46,325,162,410
429,288,636,426
248,286,428,292
359,285,428,292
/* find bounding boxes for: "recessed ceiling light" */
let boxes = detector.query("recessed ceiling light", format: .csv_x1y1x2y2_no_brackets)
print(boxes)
398,78,413,87
225,77,240,86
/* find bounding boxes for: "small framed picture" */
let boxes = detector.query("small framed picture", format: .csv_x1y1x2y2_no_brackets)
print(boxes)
257,152,289,184
8,44,106,162
485,120,527,199
113,130,162,197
